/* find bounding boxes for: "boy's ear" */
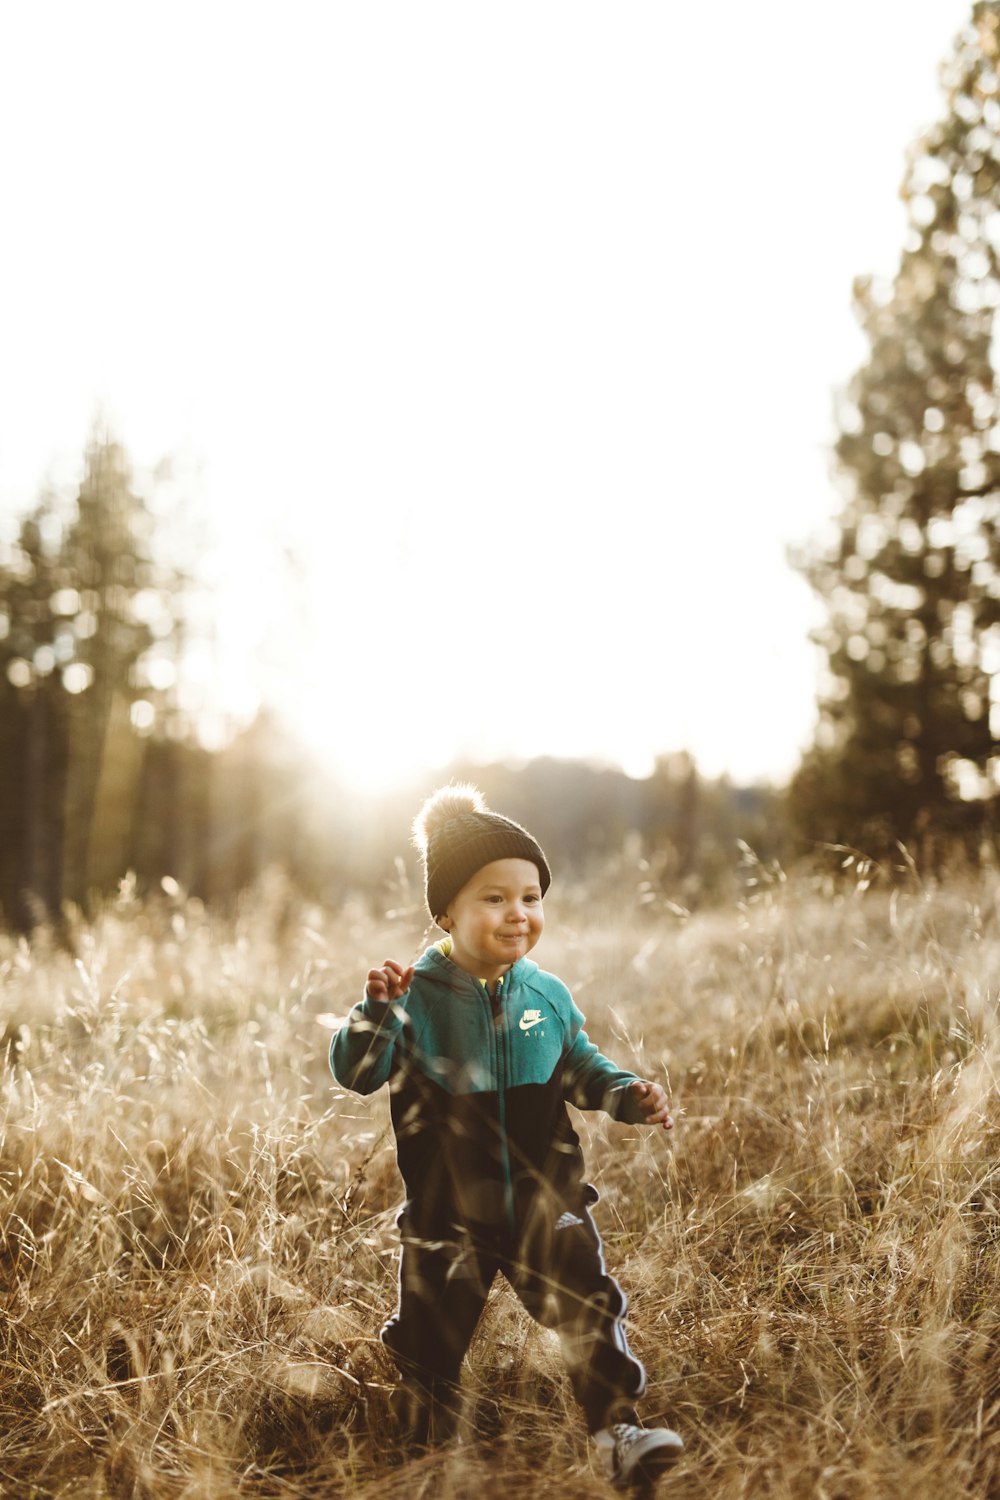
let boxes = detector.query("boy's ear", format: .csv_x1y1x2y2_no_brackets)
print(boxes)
438,914,451,932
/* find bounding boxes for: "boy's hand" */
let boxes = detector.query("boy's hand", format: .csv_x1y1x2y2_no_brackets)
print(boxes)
631,1080,674,1131
366,959,415,1005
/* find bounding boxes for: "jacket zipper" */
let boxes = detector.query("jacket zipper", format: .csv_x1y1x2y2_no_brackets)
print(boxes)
486,970,516,1234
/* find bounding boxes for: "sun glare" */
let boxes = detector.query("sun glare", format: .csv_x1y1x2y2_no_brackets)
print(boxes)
303,716,443,794
280,675,454,795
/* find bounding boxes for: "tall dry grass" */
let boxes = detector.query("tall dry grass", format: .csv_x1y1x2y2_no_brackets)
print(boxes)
1,853,999,1498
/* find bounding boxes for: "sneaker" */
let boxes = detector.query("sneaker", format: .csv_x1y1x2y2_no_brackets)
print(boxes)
594,1422,684,1491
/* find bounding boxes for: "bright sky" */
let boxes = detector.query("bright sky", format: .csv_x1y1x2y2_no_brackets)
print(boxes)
0,1,978,791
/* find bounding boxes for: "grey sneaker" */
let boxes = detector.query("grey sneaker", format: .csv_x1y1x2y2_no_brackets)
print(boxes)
594,1422,684,1491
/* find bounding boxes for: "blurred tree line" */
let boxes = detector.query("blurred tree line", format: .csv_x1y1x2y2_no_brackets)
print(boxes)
0,427,784,931
0,427,782,931
0,427,783,932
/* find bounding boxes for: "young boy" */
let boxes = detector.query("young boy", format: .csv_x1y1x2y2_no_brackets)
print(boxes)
330,785,683,1491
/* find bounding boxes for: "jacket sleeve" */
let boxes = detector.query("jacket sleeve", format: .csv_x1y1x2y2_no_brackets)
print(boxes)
329,988,406,1095
561,996,646,1122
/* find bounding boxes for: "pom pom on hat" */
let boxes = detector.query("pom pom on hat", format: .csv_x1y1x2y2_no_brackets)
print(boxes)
412,783,551,920
412,783,485,854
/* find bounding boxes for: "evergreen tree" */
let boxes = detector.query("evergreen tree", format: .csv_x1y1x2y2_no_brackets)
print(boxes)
0,426,186,926
793,3,1000,856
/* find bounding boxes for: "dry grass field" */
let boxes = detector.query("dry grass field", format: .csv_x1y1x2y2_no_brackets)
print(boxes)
2,851,1000,1499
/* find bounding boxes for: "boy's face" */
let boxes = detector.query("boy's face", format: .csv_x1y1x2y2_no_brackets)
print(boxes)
440,857,544,984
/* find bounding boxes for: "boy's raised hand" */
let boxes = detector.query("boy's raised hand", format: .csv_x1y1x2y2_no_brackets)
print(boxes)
366,959,415,1004
631,1080,674,1131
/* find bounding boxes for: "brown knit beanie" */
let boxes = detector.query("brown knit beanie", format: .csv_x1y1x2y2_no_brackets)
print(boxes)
412,784,552,921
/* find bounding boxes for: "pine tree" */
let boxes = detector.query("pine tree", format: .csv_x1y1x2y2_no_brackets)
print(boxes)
0,427,186,925
792,3,1000,857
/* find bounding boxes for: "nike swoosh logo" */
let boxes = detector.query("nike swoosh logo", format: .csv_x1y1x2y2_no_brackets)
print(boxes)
519,1016,546,1031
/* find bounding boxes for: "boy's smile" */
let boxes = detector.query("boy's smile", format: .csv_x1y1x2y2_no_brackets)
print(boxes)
440,857,544,985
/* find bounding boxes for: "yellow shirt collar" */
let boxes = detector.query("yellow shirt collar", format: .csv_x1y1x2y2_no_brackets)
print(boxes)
434,935,501,990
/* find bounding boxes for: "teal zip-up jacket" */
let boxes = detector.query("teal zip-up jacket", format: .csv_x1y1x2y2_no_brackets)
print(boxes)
329,947,647,1240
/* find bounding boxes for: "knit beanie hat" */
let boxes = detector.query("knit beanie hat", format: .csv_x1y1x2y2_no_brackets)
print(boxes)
412,784,552,921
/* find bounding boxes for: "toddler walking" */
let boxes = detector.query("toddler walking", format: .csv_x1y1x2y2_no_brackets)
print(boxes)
330,786,683,1490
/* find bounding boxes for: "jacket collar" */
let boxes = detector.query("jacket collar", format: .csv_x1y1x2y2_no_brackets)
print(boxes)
414,945,538,998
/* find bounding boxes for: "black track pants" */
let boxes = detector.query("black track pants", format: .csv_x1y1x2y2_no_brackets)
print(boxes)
381,1205,646,1437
